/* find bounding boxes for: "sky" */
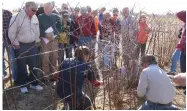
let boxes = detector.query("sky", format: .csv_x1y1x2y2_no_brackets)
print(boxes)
2,0,187,14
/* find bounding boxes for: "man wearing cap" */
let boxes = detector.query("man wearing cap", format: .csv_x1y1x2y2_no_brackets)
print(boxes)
38,2,62,81
61,3,69,12
137,55,179,110
58,10,78,63
86,6,92,15
8,1,43,93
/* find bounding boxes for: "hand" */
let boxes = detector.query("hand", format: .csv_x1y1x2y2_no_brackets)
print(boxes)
93,80,103,87
13,45,20,49
173,73,186,86
36,42,41,47
46,33,54,41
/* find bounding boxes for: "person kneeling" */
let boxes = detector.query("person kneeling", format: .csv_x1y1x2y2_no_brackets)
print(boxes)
137,55,179,110
57,46,103,110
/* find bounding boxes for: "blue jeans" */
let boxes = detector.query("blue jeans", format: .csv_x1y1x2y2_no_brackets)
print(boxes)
170,49,181,72
58,43,73,61
78,36,92,46
103,45,113,68
65,44,73,58
180,50,186,73
78,36,95,55
139,101,179,110
3,41,18,81
15,42,38,86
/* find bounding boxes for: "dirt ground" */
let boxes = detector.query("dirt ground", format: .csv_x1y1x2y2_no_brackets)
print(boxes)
3,75,186,110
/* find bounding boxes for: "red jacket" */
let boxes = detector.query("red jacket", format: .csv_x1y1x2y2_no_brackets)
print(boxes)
77,14,97,37
176,11,186,53
137,22,151,44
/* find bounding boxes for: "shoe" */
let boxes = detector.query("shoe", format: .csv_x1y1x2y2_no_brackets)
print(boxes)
3,75,10,83
30,84,43,91
167,72,176,75
20,87,28,94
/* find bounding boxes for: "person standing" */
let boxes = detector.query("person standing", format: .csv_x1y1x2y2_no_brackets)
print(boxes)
77,7,97,57
120,7,138,60
58,10,78,62
98,7,106,23
38,2,62,81
137,14,151,57
98,7,106,40
176,10,186,73
100,12,114,69
168,27,182,75
2,9,16,82
8,1,43,93
91,10,99,35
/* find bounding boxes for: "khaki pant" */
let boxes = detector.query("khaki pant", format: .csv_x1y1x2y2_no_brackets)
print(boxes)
41,39,58,78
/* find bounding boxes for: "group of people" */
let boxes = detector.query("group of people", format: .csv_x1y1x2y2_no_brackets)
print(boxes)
2,1,186,110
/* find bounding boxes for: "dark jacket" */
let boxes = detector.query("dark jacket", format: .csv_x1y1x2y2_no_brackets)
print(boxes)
38,13,62,37
36,7,44,17
3,9,12,44
62,19,79,44
176,11,186,53
57,58,96,101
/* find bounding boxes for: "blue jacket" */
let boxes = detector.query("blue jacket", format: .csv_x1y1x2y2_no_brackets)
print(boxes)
57,58,96,101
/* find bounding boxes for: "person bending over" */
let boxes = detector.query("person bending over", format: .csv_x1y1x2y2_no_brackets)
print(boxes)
137,55,179,110
57,46,103,110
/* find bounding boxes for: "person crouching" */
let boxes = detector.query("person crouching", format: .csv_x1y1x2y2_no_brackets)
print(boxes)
137,55,179,110
57,46,103,110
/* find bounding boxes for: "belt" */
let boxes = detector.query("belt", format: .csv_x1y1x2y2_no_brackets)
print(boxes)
147,100,172,106
19,41,35,45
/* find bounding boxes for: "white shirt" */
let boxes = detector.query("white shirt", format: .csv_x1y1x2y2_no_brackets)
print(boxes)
8,10,40,45
137,64,175,104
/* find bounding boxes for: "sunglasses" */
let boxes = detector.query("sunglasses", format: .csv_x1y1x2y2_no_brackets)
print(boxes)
113,14,118,16
63,7,68,10
32,9,37,12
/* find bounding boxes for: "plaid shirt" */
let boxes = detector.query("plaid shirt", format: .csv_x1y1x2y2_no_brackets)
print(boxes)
3,9,12,40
